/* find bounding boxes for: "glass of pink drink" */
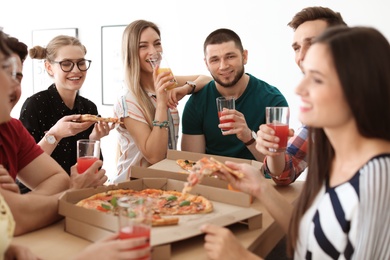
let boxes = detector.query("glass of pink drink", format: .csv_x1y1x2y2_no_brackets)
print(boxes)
118,197,152,260
76,139,100,174
266,107,290,152
216,96,235,132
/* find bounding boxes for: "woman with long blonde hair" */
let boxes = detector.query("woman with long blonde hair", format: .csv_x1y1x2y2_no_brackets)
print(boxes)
113,20,211,183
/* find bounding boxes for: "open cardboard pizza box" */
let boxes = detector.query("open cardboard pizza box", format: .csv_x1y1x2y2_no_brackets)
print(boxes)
59,178,262,259
137,149,263,190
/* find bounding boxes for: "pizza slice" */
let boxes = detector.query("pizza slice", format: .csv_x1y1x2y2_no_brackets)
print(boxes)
176,159,197,172
182,157,244,194
77,114,123,124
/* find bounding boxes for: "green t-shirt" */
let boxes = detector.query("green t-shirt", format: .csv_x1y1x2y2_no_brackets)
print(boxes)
182,73,288,160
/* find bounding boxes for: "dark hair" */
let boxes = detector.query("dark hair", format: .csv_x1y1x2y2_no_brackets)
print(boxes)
288,6,347,30
203,28,244,54
287,26,390,256
5,36,28,63
0,31,12,57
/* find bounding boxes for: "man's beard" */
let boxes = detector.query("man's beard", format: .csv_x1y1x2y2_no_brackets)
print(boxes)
212,67,245,88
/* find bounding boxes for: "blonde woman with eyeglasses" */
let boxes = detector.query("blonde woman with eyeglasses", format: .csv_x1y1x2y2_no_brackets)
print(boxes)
18,36,113,192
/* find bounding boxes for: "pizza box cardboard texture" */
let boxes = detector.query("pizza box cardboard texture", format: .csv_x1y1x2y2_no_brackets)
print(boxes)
139,149,263,191
59,178,262,259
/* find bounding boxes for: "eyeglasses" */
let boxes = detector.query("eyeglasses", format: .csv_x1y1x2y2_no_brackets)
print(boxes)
52,59,92,72
1,56,18,82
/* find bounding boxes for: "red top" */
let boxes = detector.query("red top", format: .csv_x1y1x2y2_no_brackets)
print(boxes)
0,118,44,179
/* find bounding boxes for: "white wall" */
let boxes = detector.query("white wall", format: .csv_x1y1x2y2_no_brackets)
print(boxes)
2,0,389,181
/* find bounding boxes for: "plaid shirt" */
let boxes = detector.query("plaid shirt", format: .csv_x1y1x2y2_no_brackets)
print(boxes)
263,125,308,185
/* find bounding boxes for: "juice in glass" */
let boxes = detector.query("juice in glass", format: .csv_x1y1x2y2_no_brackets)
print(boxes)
120,225,151,260
267,123,289,152
119,224,151,247
77,156,98,174
218,111,235,131
157,67,178,90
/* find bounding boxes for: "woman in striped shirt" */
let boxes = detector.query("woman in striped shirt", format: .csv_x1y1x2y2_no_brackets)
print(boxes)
201,26,390,260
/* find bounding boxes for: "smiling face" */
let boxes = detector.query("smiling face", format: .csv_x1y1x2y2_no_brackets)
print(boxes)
45,45,87,92
292,20,329,71
295,43,352,129
204,41,247,88
138,27,163,74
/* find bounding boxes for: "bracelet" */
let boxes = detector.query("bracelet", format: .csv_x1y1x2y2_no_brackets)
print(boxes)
186,81,196,95
152,120,169,129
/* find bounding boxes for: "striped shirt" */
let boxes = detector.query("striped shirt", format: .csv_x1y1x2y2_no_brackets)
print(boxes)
113,89,179,183
294,154,390,259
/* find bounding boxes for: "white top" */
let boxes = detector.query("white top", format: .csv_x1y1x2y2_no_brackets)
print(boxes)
113,89,179,183
0,194,15,260
294,154,390,259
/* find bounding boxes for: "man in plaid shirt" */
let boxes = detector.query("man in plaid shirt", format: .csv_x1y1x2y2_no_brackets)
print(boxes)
257,7,347,185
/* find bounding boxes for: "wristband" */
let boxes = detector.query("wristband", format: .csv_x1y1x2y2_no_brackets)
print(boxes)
244,131,257,146
152,120,169,129
186,81,196,95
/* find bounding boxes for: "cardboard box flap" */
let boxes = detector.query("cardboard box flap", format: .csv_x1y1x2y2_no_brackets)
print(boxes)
133,166,229,189
141,178,169,190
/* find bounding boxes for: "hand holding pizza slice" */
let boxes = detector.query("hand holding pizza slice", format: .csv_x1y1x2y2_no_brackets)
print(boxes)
182,157,244,194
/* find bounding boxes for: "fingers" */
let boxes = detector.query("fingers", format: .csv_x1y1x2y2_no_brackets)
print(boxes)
200,223,220,235
256,126,283,155
288,128,295,137
62,114,83,121
1,183,21,194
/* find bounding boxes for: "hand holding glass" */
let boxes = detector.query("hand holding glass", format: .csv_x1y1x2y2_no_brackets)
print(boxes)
216,96,235,132
118,197,152,260
266,107,290,152
149,52,178,90
76,139,100,174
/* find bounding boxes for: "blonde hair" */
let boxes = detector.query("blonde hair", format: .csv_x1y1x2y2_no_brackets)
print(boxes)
29,35,87,61
121,20,160,127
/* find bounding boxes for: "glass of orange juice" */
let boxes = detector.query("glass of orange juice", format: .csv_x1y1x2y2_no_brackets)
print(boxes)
76,139,100,174
266,107,290,152
149,52,178,90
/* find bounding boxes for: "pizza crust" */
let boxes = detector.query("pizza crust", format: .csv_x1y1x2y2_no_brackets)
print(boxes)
78,114,123,124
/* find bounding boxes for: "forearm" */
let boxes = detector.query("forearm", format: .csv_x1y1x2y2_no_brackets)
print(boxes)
181,134,205,153
264,154,287,176
254,182,293,233
30,174,70,195
18,154,70,195
1,189,62,236
143,105,169,164
37,137,58,156
246,142,265,161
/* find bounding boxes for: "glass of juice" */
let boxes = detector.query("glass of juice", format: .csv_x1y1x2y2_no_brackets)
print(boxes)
118,197,152,260
76,139,100,174
266,107,290,152
149,52,178,90
216,96,235,132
